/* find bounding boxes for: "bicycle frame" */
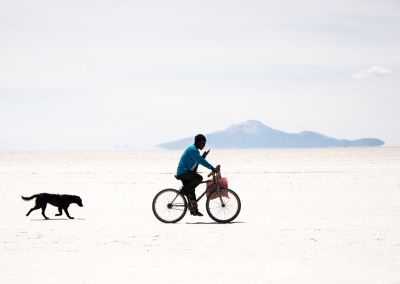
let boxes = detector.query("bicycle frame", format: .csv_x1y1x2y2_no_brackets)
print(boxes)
179,173,223,203
168,172,222,205
195,180,211,202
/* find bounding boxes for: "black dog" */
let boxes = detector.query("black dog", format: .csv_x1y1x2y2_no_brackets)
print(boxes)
22,193,83,220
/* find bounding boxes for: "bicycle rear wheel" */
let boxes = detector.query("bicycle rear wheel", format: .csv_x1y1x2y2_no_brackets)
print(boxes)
152,189,187,223
206,188,241,223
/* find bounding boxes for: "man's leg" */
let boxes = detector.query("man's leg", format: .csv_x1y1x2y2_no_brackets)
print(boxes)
179,172,203,197
178,172,203,216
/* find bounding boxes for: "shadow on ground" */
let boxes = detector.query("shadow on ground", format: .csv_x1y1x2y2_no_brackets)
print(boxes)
185,221,245,225
30,218,86,221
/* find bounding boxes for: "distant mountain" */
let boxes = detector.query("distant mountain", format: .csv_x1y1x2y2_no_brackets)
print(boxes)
158,120,384,149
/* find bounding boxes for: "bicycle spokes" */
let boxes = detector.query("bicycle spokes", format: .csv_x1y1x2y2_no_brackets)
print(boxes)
206,189,241,223
152,189,188,223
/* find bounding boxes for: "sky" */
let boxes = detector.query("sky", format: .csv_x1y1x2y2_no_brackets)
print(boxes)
1,0,399,150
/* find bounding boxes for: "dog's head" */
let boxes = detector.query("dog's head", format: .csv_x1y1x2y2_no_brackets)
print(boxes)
74,196,83,207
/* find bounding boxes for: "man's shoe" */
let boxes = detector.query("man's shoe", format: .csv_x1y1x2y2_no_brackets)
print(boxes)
188,199,203,216
192,210,204,217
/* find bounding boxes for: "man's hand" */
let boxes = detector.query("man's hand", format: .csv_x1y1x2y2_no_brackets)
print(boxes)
208,165,221,177
213,165,221,173
202,149,210,158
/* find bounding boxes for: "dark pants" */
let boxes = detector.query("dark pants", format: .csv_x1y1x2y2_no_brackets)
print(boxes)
177,172,203,200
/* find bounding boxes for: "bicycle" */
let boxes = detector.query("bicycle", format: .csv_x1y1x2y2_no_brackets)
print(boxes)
152,168,241,223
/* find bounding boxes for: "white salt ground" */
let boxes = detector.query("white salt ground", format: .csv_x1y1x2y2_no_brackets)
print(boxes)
0,148,399,284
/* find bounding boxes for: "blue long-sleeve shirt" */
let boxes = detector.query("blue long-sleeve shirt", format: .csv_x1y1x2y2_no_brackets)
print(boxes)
176,144,214,175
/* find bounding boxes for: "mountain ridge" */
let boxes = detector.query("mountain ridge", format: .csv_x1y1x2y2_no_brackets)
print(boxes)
158,120,384,149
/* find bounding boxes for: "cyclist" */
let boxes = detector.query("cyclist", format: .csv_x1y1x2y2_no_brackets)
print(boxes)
176,134,220,216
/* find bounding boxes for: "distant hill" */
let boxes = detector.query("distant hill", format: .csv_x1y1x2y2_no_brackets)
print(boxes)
158,120,384,149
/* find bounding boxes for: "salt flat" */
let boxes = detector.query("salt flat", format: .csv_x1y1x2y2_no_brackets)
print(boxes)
0,148,399,284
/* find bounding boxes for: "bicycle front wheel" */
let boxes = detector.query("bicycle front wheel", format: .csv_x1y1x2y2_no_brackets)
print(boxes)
152,189,188,223
206,188,241,223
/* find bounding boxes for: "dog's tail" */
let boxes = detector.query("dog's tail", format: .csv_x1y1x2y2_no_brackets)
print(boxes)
21,194,38,201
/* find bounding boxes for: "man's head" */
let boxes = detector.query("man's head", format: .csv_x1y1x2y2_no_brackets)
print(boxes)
194,134,206,150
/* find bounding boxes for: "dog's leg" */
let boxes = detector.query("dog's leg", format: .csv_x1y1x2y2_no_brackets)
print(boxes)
41,204,49,220
64,207,74,219
55,207,62,216
26,205,40,216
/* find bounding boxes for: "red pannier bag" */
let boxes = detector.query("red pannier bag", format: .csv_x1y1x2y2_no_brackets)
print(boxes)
206,177,229,200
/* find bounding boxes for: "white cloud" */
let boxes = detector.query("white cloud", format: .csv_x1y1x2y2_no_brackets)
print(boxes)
352,65,393,79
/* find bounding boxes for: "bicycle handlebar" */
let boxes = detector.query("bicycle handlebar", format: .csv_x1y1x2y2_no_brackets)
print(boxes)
208,165,221,177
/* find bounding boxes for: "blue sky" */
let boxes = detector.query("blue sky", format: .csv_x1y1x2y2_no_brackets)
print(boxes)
0,0,399,150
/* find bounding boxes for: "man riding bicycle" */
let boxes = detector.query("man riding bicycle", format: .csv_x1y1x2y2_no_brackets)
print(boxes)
176,134,220,216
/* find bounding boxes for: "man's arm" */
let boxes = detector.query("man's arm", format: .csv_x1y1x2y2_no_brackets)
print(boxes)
192,149,214,170
193,150,210,172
